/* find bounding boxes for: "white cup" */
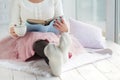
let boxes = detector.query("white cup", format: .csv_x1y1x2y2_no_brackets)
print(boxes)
14,25,27,37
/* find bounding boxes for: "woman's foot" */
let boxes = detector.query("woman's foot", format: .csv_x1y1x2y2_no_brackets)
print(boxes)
44,33,71,76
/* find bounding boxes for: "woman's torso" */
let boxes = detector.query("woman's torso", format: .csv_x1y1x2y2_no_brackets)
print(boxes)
19,0,55,24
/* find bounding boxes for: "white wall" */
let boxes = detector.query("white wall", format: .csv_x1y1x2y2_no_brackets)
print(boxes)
0,0,13,39
0,0,12,25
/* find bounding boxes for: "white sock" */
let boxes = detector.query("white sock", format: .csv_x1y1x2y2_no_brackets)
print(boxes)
44,33,71,76
59,33,72,63
44,43,63,76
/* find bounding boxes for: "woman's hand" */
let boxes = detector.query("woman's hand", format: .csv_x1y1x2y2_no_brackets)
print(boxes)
53,17,68,33
10,27,19,38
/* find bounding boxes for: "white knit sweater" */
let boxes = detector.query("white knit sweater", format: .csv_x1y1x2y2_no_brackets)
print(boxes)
9,0,64,36
10,0,64,25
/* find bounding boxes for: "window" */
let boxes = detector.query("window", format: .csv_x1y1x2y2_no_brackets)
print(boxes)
115,0,120,43
76,0,120,43
76,0,106,33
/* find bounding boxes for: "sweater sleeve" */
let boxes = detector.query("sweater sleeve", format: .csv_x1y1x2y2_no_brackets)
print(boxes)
9,0,21,27
9,0,27,37
54,0,70,33
54,0,64,18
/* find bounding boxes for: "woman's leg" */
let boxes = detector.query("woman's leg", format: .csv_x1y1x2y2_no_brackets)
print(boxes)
44,33,72,76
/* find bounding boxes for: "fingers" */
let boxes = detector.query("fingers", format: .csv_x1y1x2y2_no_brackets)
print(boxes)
10,27,15,34
12,33,19,38
60,16,65,24
55,19,62,26
53,21,63,31
53,17,64,27
53,17,66,31
10,27,19,38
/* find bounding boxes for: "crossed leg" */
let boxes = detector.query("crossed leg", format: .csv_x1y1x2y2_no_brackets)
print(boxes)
44,33,72,76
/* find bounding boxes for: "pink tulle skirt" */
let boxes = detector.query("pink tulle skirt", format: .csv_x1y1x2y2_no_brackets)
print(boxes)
0,32,84,61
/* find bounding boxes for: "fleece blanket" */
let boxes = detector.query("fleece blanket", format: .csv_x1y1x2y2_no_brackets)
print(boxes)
0,25,112,77
0,49,112,77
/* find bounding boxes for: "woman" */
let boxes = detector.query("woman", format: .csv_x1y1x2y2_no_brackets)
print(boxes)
9,0,71,76
0,0,82,76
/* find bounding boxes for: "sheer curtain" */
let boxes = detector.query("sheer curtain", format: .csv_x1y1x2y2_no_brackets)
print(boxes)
76,0,106,33
76,0,120,43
